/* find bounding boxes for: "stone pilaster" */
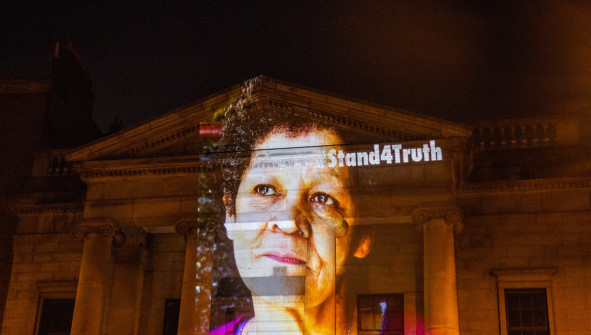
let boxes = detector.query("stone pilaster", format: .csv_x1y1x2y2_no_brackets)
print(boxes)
108,226,148,335
175,216,217,335
71,218,121,335
412,204,462,335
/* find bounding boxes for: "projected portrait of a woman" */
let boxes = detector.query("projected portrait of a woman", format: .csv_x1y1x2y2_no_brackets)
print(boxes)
210,80,371,335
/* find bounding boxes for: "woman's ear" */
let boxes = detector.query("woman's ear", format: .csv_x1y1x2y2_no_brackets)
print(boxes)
353,234,371,259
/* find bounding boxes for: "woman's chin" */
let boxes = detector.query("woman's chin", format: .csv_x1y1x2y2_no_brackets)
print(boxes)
303,276,335,308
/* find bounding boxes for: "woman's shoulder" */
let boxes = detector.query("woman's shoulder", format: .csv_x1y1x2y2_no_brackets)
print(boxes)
209,315,251,335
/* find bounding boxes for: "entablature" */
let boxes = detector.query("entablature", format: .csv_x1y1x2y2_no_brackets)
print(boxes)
75,156,218,182
459,177,591,194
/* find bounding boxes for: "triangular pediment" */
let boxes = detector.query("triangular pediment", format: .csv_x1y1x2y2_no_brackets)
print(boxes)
66,76,471,162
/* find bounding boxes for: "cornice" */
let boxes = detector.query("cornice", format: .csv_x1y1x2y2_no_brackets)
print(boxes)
65,86,241,162
77,159,218,181
117,123,201,158
459,178,591,194
0,78,51,93
11,203,84,216
266,98,423,141
490,268,558,281
260,77,471,144
257,77,472,139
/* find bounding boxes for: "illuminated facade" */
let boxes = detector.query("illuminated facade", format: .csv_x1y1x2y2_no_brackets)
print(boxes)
1,77,590,335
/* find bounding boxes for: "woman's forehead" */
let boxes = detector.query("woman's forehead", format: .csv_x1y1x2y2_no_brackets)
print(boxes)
254,127,339,150
239,127,354,185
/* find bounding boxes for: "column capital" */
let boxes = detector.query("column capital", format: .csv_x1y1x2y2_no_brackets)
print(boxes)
113,226,148,264
72,218,123,241
114,226,148,248
175,215,218,241
412,203,463,233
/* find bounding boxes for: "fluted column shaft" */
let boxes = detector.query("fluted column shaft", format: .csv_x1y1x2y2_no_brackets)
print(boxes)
413,205,462,335
71,219,120,335
176,218,216,335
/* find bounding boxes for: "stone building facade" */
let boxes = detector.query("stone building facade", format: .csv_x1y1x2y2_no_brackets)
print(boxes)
0,42,102,330
1,77,590,334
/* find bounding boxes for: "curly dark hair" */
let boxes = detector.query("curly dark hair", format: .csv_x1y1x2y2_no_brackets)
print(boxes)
219,77,346,215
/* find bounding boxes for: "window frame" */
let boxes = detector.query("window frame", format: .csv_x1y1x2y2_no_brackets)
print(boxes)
504,288,549,334
492,269,557,335
357,293,404,335
36,298,76,335
34,281,77,335
162,298,181,335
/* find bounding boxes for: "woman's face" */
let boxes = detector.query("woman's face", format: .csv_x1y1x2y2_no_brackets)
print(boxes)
225,128,356,308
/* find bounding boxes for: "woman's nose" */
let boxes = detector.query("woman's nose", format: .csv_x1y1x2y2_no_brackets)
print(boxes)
272,218,309,238
294,212,311,238
272,201,311,238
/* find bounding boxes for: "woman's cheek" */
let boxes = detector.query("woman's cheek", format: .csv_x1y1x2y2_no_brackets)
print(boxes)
248,194,275,211
310,222,337,265
236,196,273,223
233,205,269,245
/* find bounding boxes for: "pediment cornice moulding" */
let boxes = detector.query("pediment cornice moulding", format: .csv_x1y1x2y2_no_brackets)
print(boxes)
258,79,471,139
459,177,591,194
65,86,242,162
65,77,471,162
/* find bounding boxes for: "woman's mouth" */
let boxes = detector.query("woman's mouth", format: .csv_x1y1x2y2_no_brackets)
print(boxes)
264,253,306,265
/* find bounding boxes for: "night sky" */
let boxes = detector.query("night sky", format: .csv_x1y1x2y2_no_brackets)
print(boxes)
2,1,591,132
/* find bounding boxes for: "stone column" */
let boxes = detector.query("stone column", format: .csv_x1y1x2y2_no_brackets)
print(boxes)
175,217,217,335
71,219,122,335
108,226,148,335
412,205,463,335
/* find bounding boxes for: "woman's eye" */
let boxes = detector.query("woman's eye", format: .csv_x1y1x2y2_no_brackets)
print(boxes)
253,184,279,196
310,192,337,206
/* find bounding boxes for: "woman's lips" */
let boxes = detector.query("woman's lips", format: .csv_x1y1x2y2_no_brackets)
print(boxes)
264,254,306,265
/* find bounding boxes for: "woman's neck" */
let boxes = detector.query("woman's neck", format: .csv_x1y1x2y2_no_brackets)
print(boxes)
247,294,336,335
248,296,304,334
304,295,336,335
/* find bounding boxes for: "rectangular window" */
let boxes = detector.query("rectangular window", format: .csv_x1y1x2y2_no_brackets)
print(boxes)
38,299,75,335
358,294,403,335
162,299,180,335
492,268,556,335
505,289,549,335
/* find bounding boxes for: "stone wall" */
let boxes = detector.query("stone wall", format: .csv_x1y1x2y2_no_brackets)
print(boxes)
137,233,184,335
1,229,82,334
457,188,591,335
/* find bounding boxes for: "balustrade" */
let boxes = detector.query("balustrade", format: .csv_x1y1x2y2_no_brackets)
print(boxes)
472,119,557,150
